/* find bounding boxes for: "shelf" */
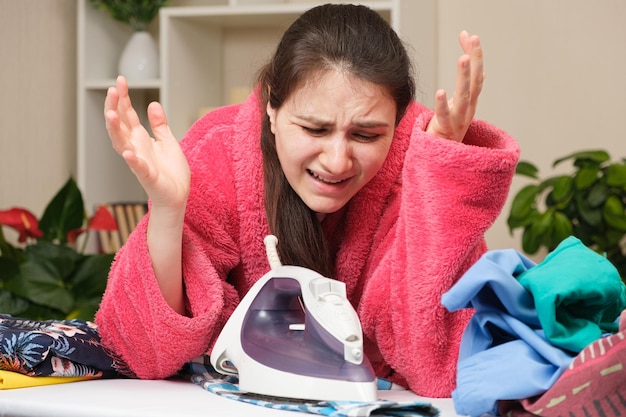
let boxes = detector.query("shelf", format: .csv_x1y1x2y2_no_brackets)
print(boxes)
84,79,162,90
159,2,395,138
162,1,395,22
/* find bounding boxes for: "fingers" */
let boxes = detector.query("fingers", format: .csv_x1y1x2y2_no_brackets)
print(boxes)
104,88,127,154
455,32,484,105
103,77,181,195
452,54,472,121
114,76,142,129
428,31,486,142
147,101,176,144
461,31,485,104
451,31,484,124
104,76,148,162
467,33,485,104
433,89,450,126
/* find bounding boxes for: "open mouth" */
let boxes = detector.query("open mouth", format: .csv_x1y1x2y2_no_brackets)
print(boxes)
307,169,348,184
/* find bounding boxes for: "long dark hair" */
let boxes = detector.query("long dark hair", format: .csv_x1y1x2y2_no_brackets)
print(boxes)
257,4,415,277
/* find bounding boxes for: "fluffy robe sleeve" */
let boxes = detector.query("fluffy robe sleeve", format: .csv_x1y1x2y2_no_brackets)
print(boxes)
351,103,520,397
95,105,248,380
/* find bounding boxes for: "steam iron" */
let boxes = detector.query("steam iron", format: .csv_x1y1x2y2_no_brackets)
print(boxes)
210,235,377,402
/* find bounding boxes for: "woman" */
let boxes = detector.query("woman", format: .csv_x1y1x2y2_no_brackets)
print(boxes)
96,4,520,397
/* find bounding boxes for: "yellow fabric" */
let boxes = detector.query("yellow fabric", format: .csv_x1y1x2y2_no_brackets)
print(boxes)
0,370,95,389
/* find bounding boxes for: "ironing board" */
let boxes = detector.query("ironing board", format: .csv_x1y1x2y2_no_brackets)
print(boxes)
0,378,466,417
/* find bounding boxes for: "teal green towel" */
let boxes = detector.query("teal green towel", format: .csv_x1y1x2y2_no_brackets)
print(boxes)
517,236,626,353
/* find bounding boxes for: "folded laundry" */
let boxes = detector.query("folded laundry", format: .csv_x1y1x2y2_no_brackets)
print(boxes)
0,314,132,383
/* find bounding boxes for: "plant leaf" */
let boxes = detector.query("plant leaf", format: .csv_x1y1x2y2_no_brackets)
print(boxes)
88,0,170,30
537,176,562,195
552,211,574,247
39,178,85,244
603,195,626,232
574,166,599,190
576,193,603,227
25,240,80,279
515,161,539,178
521,225,542,254
64,253,114,320
0,290,30,316
587,183,609,207
66,299,102,322
606,163,626,188
553,150,610,168
0,256,20,283
69,253,114,299
5,261,74,313
507,185,539,230
603,228,626,249
550,176,573,204
522,211,554,254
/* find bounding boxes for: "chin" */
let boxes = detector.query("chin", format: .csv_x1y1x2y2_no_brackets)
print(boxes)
300,192,353,216
307,202,348,215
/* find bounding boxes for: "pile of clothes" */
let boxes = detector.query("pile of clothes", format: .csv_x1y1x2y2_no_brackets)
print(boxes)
442,236,626,417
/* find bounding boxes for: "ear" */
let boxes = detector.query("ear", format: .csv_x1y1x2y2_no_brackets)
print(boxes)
266,102,277,134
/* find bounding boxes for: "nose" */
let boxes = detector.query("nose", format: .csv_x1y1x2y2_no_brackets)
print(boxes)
319,134,353,175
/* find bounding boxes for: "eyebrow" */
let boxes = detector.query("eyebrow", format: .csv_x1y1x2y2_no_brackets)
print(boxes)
296,115,390,129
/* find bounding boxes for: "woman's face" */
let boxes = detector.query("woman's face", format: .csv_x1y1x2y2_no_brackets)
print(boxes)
267,70,397,215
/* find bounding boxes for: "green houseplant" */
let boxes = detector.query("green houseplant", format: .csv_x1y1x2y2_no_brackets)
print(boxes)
88,0,170,31
0,178,118,321
507,150,626,280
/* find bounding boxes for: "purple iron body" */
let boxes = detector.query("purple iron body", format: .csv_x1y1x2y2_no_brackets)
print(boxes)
210,236,377,401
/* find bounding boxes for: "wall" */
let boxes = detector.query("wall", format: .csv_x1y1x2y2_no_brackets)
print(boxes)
0,0,77,238
434,0,625,252
1,0,624,254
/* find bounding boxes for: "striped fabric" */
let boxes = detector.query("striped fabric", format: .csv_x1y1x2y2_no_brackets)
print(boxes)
501,310,626,417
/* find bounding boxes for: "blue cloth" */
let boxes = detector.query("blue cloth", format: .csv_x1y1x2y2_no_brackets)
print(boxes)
182,356,437,417
441,249,575,417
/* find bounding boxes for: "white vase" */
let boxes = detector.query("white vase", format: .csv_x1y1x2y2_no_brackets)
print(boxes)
118,31,159,80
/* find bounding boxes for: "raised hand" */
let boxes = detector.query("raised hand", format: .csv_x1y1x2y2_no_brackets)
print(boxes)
104,76,190,211
104,76,190,314
426,31,485,143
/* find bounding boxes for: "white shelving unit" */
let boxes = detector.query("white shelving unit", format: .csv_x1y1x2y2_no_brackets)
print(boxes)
77,0,431,229
159,1,397,138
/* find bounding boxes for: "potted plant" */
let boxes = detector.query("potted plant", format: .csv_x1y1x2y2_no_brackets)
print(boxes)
88,0,170,32
88,0,170,80
507,149,626,281
0,177,118,321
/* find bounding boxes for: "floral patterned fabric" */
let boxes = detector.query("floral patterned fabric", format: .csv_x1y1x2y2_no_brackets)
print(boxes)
0,314,133,378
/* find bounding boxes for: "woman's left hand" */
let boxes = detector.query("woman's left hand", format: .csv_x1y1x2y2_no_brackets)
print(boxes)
426,31,485,143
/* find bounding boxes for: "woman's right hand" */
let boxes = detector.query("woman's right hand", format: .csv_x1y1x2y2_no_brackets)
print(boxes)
104,76,190,212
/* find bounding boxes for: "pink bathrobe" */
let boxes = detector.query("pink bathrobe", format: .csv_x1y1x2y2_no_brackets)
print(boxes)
95,90,520,397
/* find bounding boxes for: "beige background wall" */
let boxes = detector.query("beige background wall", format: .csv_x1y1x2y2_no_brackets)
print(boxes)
1,0,624,254
0,0,77,223
434,1,626,253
